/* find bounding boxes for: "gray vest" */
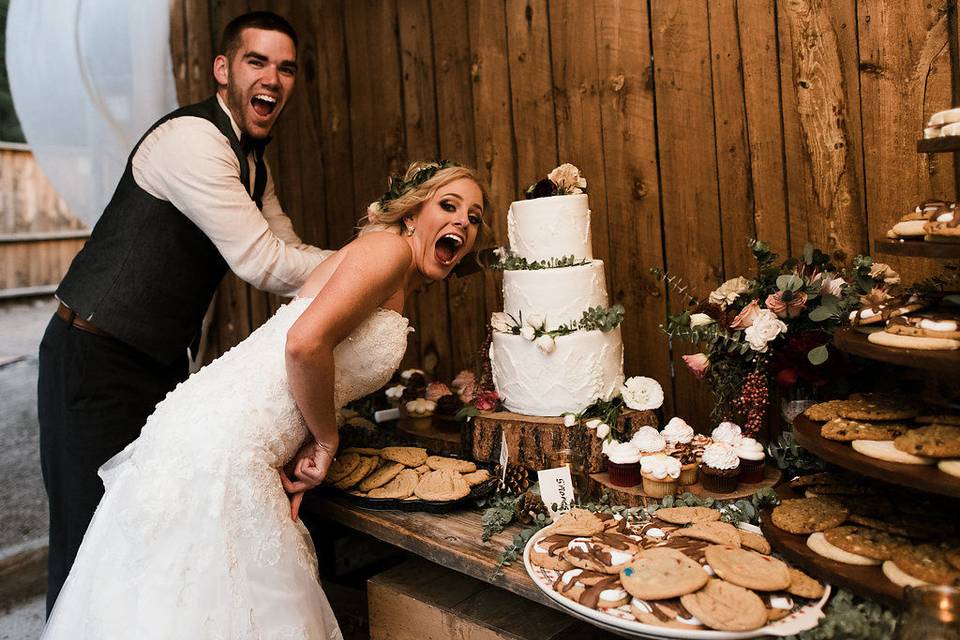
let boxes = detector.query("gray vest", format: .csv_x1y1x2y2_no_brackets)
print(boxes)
57,96,267,365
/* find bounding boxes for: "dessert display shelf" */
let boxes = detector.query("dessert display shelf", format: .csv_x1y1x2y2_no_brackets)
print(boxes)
587,465,781,507
793,415,960,498
759,486,904,608
833,327,960,373
917,136,960,153
873,237,960,260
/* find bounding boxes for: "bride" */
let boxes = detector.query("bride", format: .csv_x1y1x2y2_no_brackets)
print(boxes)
41,160,489,639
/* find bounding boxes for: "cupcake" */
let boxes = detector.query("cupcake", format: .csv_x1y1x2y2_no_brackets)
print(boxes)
699,442,740,493
602,440,642,487
736,437,766,483
711,421,743,447
630,426,666,456
661,417,695,448
640,454,681,498
384,383,405,407
674,447,700,486
404,398,436,432
690,433,712,460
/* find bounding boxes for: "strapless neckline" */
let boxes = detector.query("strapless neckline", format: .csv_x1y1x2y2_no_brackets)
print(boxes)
292,296,407,322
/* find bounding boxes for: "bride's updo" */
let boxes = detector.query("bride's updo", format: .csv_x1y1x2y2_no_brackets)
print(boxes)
359,160,492,244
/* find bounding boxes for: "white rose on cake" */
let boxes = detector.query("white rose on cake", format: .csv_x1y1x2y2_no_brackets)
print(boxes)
525,314,546,330
548,163,587,194
490,312,513,333
708,276,751,309
534,334,555,354
595,422,611,440
563,413,577,427
744,309,787,352
620,376,664,411
520,325,536,341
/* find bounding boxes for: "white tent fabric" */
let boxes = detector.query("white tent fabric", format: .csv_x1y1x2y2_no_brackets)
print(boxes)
6,0,178,227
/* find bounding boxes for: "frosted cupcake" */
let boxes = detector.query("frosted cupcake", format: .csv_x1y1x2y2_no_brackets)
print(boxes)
661,417,695,450
630,426,666,456
699,442,740,493
660,417,698,484
602,440,642,487
405,398,436,432
711,421,743,447
640,454,681,498
736,437,766,483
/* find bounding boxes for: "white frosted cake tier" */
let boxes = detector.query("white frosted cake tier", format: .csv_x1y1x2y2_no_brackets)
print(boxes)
507,193,592,262
502,260,609,331
490,327,624,416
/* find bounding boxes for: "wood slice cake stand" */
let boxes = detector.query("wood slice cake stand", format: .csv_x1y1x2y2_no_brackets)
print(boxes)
759,485,905,608
587,464,781,507
471,409,657,474
396,417,466,454
793,415,960,498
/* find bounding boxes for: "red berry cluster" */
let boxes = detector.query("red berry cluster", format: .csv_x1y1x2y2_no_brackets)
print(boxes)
735,370,768,437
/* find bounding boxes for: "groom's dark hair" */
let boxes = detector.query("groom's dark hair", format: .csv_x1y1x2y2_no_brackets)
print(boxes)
219,11,298,60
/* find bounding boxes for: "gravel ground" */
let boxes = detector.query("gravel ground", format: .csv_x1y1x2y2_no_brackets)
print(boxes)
0,595,44,639
0,297,55,550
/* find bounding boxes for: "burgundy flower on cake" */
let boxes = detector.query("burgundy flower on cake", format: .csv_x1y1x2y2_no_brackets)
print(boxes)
473,390,499,411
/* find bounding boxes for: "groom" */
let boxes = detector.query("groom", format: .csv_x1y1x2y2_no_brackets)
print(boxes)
38,11,326,612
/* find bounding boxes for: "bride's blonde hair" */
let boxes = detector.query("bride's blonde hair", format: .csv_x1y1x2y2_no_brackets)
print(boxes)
359,161,492,246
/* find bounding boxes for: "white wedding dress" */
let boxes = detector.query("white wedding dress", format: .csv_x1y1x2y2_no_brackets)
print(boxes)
42,297,410,639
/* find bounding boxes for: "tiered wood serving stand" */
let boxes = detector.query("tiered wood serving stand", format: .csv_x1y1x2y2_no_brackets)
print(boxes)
760,225,960,608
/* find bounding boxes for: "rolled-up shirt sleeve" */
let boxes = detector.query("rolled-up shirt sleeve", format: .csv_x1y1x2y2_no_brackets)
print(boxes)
132,116,332,296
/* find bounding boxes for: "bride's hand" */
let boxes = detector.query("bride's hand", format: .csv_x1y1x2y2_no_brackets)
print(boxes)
280,440,338,521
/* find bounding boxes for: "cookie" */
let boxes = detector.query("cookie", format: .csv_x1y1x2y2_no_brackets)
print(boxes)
890,544,960,585
822,525,909,561
847,513,940,540
629,598,705,630
939,459,960,478
868,331,960,351
704,545,791,591
358,461,405,492
806,532,880,566
765,594,795,622
654,506,721,525
894,424,960,458
802,483,874,497
325,452,361,483
530,546,575,572
380,446,428,467
786,567,824,599
886,314,960,339
821,417,909,442
413,468,471,501
425,455,477,473
788,471,847,488
851,439,936,465
671,521,741,548
737,529,771,554
771,497,849,535
845,495,895,519
461,469,491,486
619,547,709,600
680,579,768,632
551,508,605,537
837,396,921,421
804,400,850,422
563,537,636,575
918,414,960,426
367,468,419,499
334,455,379,490
341,447,382,456
882,560,930,588
414,464,431,474
594,585,631,609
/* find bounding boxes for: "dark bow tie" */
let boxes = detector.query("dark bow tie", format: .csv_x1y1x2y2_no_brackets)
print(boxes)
240,133,271,157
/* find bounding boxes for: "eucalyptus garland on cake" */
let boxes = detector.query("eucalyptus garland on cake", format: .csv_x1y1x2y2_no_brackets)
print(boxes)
489,304,624,354
490,250,590,272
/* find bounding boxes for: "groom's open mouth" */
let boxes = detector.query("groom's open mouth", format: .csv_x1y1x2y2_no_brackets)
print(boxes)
435,232,464,266
251,93,278,118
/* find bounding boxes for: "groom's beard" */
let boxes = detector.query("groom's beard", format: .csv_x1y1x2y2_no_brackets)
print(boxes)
227,82,282,139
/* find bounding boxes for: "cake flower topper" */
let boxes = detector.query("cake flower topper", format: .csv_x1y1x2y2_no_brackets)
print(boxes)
525,163,588,199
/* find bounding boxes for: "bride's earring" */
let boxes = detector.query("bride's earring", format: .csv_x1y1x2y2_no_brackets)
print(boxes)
406,225,415,236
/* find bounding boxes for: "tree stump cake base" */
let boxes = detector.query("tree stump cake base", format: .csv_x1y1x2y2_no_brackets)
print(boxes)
471,409,657,473
396,417,466,454
587,465,781,506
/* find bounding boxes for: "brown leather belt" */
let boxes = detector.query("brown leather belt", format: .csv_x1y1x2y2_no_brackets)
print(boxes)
56,302,111,337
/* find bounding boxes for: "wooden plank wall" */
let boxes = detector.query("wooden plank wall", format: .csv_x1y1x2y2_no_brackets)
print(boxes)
170,0,957,431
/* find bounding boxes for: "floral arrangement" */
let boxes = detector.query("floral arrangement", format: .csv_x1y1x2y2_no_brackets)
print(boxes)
489,249,590,272
367,159,459,217
524,163,587,199
560,376,664,442
490,305,625,355
652,240,897,436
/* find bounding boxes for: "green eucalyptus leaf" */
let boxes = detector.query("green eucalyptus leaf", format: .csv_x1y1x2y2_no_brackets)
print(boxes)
808,306,834,322
808,344,829,365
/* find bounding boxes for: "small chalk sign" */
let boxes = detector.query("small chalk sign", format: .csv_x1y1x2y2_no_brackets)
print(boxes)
537,466,575,520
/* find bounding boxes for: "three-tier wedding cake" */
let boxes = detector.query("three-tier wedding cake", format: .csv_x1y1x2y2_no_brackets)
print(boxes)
489,165,625,416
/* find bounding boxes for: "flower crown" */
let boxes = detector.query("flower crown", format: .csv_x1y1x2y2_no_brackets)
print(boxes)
375,160,460,210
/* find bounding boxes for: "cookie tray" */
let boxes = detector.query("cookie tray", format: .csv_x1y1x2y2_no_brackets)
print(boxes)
873,237,960,260
833,327,960,374
322,475,498,514
793,415,960,498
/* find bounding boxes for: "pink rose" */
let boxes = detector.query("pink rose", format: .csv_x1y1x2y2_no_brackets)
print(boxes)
451,370,476,391
682,353,710,379
457,382,475,404
730,300,762,329
473,390,499,411
765,291,808,319
425,382,452,402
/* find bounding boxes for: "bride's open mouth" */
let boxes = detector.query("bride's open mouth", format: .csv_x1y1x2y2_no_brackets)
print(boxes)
434,232,464,266
251,93,278,118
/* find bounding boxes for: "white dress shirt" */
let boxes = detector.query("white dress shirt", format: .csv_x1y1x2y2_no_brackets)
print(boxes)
132,94,331,296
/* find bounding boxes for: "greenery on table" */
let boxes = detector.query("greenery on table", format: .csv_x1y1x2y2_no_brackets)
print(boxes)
783,589,896,640
767,430,828,478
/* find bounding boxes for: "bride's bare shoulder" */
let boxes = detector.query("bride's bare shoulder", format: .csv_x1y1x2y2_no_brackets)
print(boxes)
347,231,412,262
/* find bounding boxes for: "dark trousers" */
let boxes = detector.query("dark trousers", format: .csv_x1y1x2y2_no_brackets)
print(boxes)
37,314,187,614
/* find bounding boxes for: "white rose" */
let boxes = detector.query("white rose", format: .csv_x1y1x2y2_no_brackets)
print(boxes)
491,312,513,333
708,276,751,309
744,309,788,352
585,418,602,430
548,163,586,194
520,325,536,341
596,422,611,439
534,334,555,354
563,413,577,427
620,376,664,411
689,313,714,328
526,314,546,330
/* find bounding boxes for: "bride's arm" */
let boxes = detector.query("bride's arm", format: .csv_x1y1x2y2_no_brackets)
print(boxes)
284,232,411,477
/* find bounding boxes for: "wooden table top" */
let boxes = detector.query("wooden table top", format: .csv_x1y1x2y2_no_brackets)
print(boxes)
302,494,562,611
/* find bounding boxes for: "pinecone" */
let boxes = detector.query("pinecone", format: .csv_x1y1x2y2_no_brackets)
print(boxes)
495,463,531,496
514,490,548,525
